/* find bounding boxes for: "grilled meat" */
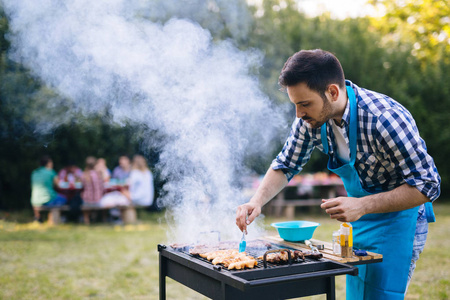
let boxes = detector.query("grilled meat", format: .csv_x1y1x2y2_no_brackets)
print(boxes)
189,245,218,256
228,258,258,270
196,249,257,270
302,250,323,260
202,249,239,260
211,251,246,265
258,250,304,263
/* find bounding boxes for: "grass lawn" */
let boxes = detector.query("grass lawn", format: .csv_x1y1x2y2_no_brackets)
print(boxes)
0,203,449,300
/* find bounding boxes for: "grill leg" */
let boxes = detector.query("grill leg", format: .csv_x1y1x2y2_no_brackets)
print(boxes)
159,254,166,300
327,276,336,300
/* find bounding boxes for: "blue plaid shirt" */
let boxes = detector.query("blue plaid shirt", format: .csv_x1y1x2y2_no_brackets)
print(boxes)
271,81,441,201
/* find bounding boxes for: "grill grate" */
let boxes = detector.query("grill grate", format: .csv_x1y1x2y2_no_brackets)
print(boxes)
178,243,321,271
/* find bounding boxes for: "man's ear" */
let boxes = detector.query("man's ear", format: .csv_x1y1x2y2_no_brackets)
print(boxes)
327,84,340,102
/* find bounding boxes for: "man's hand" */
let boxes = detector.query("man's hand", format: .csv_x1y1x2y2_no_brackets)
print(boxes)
320,184,430,222
320,197,365,222
235,202,262,233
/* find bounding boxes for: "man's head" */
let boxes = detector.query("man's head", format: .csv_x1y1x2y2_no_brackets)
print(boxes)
40,155,53,168
132,155,148,171
279,49,345,96
119,156,131,170
279,49,347,128
85,156,97,170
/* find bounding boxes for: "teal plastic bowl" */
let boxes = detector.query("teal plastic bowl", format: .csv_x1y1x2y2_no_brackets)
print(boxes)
271,221,320,242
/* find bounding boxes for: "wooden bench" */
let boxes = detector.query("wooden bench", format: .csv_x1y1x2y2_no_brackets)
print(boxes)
34,204,145,225
34,205,70,225
80,204,144,224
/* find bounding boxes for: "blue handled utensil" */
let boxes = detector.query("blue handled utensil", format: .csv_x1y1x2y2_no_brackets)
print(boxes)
238,231,246,253
239,215,248,253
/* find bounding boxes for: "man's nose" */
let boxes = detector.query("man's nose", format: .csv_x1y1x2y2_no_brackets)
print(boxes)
296,106,306,118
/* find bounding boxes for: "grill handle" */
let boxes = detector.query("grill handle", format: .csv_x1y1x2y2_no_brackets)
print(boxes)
247,265,359,287
263,249,292,268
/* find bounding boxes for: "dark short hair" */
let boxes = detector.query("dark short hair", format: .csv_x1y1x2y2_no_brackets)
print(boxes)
278,49,345,96
85,156,97,170
40,155,52,167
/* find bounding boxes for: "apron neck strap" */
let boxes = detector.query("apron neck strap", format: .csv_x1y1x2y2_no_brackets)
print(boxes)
321,80,357,165
347,81,357,165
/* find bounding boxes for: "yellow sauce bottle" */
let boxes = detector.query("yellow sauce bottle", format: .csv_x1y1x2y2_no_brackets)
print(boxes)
340,222,353,258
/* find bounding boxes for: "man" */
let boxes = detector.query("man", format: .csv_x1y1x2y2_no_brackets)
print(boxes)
112,155,131,182
31,155,66,222
236,49,440,299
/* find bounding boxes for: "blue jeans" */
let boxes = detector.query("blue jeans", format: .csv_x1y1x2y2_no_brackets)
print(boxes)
43,194,67,206
406,204,428,292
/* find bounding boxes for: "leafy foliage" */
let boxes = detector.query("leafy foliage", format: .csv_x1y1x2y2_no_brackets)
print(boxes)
370,0,450,63
1,1,449,210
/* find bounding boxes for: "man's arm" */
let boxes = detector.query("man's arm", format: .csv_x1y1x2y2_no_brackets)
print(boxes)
53,173,60,188
320,183,430,222
236,168,288,232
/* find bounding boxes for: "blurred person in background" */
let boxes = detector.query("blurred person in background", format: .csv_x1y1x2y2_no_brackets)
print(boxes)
57,161,83,185
95,157,111,183
111,155,131,182
81,156,104,224
57,161,83,222
31,155,67,222
121,154,154,207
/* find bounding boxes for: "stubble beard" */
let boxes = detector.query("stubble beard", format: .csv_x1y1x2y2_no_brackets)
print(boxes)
308,96,333,129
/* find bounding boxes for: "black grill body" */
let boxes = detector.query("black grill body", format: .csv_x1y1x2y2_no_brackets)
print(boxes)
158,243,359,300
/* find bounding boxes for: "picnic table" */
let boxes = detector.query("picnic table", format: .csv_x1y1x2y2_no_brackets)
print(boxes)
37,181,139,225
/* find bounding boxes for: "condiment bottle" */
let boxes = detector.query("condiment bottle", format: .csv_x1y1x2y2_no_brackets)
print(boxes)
332,230,341,255
340,222,353,258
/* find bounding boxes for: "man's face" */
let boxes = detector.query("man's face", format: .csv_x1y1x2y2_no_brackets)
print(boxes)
119,157,130,168
287,82,333,128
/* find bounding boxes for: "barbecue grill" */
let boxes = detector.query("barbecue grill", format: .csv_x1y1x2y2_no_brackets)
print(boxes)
158,241,360,300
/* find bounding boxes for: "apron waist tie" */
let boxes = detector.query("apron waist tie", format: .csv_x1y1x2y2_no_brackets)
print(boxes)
424,202,436,223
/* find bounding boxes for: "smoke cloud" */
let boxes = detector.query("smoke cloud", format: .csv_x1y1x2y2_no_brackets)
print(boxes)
3,0,285,243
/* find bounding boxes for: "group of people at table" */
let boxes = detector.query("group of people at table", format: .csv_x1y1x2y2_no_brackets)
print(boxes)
30,154,154,223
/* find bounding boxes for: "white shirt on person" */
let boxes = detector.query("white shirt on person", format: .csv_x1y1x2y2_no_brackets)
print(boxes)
331,118,350,164
128,169,154,206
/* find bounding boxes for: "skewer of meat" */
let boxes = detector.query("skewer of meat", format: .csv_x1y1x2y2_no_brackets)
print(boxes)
258,250,304,263
302,250,323,260
211,251,247,265
198,249,257,270
228,258,258,270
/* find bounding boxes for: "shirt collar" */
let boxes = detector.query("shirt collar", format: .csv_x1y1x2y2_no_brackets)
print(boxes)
338,97,350,127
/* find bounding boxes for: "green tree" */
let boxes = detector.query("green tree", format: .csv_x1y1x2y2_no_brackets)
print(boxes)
370,0,450,63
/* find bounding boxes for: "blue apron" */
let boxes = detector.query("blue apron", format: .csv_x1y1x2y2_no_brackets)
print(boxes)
320,81,435,299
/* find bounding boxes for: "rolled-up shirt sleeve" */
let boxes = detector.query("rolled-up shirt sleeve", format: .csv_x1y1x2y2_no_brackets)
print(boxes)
271,118,316,182
375,108,441,201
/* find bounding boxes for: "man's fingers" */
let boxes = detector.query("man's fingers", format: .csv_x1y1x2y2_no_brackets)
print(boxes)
320,198,340,209
246,212,255,226
325,206,343,216
236,203,262,232
235,206,250,232
235,217,246,232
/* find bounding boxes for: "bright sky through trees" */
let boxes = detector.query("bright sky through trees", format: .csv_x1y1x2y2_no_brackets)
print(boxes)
299,0,385,19
248,0,385,19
